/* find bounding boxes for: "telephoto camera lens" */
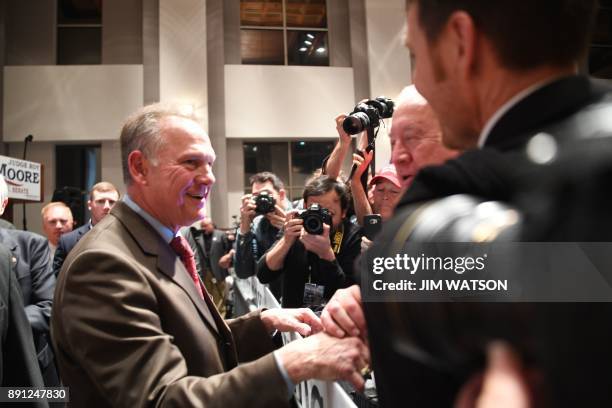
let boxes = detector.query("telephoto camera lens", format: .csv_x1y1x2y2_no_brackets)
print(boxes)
342,96,395,135
342,111,371,135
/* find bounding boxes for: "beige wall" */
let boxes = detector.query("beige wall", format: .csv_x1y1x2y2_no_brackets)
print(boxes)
159,0,208,128
224,65,355,139
3,65,143,142
365,0,412,169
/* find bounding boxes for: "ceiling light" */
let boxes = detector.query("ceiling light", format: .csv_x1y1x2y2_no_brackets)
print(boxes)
299,47,308,52
306,33,315,39
316,47,326,53
304,40,312,45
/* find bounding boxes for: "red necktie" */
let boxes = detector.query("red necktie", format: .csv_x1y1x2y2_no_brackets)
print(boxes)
170,236,204,299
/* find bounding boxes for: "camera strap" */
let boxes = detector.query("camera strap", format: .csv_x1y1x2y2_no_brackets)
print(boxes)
331,223,344,255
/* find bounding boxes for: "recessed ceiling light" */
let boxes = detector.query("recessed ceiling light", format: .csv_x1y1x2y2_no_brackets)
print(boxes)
304,40,312,45
299,47,308,52
316,47,326,53
306,33,315,39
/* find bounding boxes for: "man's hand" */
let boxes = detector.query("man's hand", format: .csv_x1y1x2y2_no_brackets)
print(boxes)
218,249,234,269
260,308,323,336
350,151,374,185
283,211,303,245
455,342,531,408
239,194,256,233
266,204,286,230
335,114,352,146
276,332,370,391
320,285,367,339
300,223,335,261
360,236,373,253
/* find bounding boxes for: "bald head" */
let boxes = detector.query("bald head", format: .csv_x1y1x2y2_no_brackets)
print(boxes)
390,85,458,189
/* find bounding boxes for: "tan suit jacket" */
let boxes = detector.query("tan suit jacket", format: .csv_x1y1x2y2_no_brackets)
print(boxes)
51,202,289,407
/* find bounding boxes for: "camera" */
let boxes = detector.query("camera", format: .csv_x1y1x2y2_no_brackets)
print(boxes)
299,204,332,235
342,96,395,135
254,191,276,214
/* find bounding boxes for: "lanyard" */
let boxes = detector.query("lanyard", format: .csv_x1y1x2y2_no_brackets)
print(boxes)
331,223,344,255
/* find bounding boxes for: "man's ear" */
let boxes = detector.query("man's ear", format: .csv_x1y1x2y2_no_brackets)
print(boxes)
127,151,150,186
279,189,286,202
446,11,478,79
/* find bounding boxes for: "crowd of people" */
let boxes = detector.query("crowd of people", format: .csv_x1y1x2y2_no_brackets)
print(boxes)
1,0,612,406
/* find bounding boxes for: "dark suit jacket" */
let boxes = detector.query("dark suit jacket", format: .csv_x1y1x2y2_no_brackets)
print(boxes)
0,228,57,386
52,222,90,277
0,243,48,404
52,202,289,408
401,75,610,207
183,227,230,282
368,75,612,407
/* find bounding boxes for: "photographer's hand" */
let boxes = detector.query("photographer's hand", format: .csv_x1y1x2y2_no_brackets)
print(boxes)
301,223,335,262
264,211,302,271
266,204,286,230
283,210,303,245
239,194,256,234
335,114,352,146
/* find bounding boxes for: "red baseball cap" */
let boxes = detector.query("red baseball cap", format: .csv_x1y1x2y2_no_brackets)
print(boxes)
369,164,402,189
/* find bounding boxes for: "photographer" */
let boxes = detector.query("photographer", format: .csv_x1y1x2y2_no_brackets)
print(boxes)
235,172,292,300
257,175,362,309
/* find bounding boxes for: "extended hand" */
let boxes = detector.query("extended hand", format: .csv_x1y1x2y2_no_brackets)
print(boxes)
260,308,323,336
266,204,287,230
320,285,367,340
276,332,370,391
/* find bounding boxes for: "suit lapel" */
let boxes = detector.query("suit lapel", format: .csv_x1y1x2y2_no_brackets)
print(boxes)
111,202,223,338
486,75,593,151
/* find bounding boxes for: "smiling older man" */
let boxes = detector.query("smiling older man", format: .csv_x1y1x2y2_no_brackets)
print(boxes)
51,103,369,408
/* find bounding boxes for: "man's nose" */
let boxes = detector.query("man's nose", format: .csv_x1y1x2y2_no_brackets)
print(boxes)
103,201,112,209
197,167,216,185
391,145,410,165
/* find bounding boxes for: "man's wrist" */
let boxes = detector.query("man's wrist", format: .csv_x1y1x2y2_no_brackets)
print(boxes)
239,220,251,234
320,247,336,262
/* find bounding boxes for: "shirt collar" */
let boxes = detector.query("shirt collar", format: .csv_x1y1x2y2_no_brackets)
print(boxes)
477,77,559,148
123,194,177,243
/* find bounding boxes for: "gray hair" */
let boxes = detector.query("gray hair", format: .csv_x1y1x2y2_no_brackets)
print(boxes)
120,103,202,185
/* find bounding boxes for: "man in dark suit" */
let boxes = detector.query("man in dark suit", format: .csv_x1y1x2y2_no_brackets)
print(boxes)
52,103,369,407
0,243,48,402
183,216,233,316
0,177,58,387
321,0,612,405
52,181,119,277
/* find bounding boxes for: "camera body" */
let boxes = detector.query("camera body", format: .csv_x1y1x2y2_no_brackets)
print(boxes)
299,204,332,235
343,96,395,135
254,191,276,214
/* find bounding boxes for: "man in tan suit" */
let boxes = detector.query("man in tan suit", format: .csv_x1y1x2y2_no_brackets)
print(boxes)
51,104,369,407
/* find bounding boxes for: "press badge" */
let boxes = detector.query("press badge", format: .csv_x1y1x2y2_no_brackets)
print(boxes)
303,283,325,308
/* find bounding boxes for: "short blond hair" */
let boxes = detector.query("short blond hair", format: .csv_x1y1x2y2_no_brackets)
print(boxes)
41,202,73,220
89,181,119,200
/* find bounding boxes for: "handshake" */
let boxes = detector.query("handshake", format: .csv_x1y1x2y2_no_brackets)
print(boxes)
261,286,369,391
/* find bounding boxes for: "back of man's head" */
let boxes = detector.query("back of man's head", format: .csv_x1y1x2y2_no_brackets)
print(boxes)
406,0,598,70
